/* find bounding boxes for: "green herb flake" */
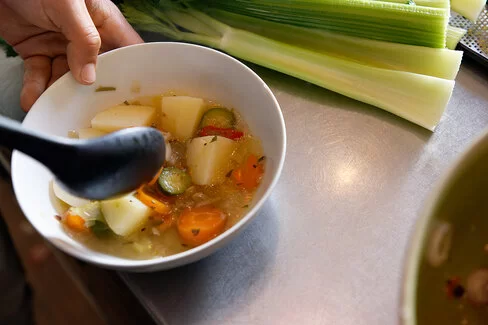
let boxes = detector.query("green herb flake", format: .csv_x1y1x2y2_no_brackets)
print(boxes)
226,169,233,178
242,205,249,208
210,136,218,143
123,100,130,105
191,229,200,236
258,156,266,162
95,86,116,92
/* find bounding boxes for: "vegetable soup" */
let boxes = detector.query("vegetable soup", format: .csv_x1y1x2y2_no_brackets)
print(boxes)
52,93,265,259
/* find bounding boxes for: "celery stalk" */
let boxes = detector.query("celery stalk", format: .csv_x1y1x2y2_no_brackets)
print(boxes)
122,2,454,130
208,9,462,80
378,0,450,9
451,0,486,21
222,29,454,130
446,26,467,50
194,0,449,48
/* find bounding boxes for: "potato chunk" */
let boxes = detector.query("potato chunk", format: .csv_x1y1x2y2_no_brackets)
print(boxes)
160,96,206,141
78,128,108,139
186,136,236,185
91,105,156,132
100,195,151,236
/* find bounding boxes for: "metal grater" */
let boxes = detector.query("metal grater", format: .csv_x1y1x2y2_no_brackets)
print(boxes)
450,4,488,67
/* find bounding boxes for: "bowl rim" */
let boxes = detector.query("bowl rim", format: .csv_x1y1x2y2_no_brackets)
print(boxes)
399,126,488,324
11,42,287,269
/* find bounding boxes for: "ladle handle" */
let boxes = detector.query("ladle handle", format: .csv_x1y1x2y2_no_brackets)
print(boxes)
0,116,74,173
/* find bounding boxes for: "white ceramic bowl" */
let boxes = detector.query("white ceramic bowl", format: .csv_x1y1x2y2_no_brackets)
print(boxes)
400,128,488,324
11,42,286,272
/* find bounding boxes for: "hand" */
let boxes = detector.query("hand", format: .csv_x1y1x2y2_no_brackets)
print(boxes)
0,0,143,111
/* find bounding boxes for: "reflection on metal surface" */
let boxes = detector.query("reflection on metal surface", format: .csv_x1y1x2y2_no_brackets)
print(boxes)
336,163,358,187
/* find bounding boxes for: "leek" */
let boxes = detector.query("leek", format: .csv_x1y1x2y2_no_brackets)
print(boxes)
446,25,467,50
451,0,486,21
208,9,462,80
377,0,450,9
122,1,455,130
194,0,450,48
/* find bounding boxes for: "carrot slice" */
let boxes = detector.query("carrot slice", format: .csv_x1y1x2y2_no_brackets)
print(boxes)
232,154,264,190
177,207,227,247
64,214,87,232
135,187,171,215
149,166,164,186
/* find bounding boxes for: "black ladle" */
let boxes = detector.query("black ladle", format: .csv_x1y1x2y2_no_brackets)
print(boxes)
0,116,165,200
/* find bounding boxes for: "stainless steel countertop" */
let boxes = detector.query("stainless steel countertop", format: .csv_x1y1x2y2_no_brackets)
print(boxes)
119,60,488,325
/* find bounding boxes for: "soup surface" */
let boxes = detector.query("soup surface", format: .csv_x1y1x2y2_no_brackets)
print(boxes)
52,92,264,259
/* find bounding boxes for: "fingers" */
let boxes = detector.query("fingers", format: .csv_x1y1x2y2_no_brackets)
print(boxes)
21,55,70,112
53,0,101,85
87,0,143,50
21,56,51,112
14,32,68,59
48,56,69,87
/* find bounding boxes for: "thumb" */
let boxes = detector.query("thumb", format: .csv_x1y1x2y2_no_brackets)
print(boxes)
55,0,101,84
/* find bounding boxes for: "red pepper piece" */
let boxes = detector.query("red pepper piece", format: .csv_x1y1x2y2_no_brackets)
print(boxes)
198,126,244,140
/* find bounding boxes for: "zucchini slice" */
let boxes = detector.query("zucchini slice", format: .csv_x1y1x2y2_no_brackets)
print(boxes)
200,108,236,129
158,167,192,195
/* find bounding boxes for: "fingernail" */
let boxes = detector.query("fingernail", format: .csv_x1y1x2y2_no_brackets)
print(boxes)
81,63,96,84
